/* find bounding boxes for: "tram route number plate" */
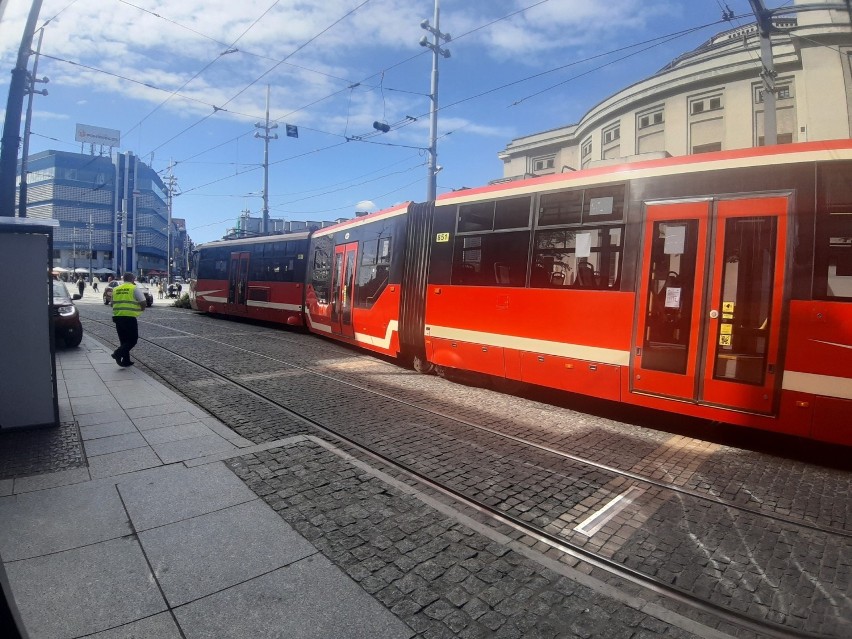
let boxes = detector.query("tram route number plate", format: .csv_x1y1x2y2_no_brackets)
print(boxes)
436,232,450,243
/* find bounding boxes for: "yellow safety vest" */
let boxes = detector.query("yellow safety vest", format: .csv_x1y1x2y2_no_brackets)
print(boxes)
112,283,142,317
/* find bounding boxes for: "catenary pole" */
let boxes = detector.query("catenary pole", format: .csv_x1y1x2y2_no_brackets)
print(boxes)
748,0,777,146
0,0,45,216
19,27,48,218
420,0,450,202
254,85,277,235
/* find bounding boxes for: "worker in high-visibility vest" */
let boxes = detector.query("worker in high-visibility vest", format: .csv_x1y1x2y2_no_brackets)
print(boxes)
111,272,146,367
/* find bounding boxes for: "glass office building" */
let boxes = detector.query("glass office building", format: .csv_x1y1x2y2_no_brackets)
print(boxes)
18,149,170,277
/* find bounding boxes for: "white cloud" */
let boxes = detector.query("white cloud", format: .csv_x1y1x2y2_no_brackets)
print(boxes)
354,199,376,213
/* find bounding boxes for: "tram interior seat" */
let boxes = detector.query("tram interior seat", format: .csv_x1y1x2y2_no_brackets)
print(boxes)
531,265,549,287
575,261,595,288
549,272,565,287
494,263,511,285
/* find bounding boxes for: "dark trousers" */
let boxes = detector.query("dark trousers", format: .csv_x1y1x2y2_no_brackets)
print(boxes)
113,316,139,363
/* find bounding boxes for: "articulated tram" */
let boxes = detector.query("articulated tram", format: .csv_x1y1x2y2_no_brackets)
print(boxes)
191,140,852,446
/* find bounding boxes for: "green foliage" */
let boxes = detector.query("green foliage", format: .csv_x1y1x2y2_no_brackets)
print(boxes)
172,292,192,309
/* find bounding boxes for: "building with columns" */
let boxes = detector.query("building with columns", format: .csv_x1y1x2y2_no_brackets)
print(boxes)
498,1,852,180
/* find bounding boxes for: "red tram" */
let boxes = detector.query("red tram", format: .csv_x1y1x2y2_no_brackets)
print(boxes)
192,232,311,326
191,140,852,446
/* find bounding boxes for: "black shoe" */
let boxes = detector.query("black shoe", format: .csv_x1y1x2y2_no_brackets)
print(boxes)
111,352,121,364
120,360,134,367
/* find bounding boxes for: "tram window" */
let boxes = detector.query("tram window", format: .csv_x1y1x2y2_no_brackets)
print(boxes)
198,252,228,279
531,226,623,289
494,197,532,230
458,197,531,232
825,214,852,299
310,239,333,303
816,163,852,300
583,185,624,222
538,190,583,226
361,237,391,266
458,202,493,232
451,231,529,287
357,237,391,308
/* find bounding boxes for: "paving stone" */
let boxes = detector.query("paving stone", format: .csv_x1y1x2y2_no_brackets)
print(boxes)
80,314,852,638
5,536,166,638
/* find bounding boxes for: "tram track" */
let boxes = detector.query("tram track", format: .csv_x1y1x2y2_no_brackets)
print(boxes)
105,313,851,540
83,311,850,638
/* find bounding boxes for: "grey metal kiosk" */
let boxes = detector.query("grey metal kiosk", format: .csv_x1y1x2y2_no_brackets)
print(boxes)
0,217,59,430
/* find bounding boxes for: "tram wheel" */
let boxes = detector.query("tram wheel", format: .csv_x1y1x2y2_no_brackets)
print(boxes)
412,354,435,375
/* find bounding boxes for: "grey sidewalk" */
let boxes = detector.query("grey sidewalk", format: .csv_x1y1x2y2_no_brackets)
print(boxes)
0,336,413,639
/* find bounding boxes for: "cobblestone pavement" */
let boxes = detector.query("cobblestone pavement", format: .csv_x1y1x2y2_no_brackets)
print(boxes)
0,396,85,480
80,304,852,637
228,438,703,639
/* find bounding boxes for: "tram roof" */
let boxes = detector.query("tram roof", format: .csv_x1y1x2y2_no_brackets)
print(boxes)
195,231,311,251
437,139,852,206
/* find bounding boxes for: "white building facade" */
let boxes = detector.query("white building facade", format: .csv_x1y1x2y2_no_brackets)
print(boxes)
498,1,852,180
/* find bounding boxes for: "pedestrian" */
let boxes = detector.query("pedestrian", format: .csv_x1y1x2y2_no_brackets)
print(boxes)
110,272,146,367
157,282,164,299
92,279,99,292
76,277,85,297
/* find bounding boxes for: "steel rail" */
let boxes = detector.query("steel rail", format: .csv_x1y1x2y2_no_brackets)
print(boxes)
85,316,835,639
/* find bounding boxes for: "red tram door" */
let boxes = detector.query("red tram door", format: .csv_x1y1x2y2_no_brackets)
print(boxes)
633,197,788,415
700,198,788,412
228,252,250,305
633,202,710,400
330,242,357,338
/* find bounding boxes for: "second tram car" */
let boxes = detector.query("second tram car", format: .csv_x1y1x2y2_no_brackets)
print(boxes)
191,140,852,446
191,232,311,326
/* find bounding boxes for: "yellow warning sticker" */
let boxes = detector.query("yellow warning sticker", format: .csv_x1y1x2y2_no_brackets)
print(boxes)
722,313,734,320
722,301,735,313
720,324,732,335
436,232,450,243
719,334,732,346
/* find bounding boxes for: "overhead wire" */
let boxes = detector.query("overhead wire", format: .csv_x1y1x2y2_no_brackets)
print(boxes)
145,0,372,157
176,14,733,204
154,0,561,168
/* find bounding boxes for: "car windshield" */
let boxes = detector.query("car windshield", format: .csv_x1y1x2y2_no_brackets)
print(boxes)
51,280,71,301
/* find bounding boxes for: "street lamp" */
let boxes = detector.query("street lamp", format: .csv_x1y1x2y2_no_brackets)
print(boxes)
72,227,78,271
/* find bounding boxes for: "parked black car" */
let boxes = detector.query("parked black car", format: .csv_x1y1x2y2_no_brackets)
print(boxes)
52,280,83,347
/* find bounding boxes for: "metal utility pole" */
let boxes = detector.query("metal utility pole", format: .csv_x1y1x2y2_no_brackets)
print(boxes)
0,0,44,216
164,160,178,284
19,27,48,218
420,0,451,202
254,85,277,235
748,0,777,145
87,213,93,283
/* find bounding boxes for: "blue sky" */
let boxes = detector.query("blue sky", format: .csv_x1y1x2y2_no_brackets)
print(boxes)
0,1,789,244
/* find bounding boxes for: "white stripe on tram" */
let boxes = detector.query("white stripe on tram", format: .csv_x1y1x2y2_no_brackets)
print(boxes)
425,324,631,366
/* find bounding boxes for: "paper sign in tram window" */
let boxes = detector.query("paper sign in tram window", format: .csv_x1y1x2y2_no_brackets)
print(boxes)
576,232,592,258
664,225,686,255
665,287,681,308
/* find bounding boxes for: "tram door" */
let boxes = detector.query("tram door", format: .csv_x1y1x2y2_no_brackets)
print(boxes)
330,242,357,338
228,252,250,305
633,197,788,414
